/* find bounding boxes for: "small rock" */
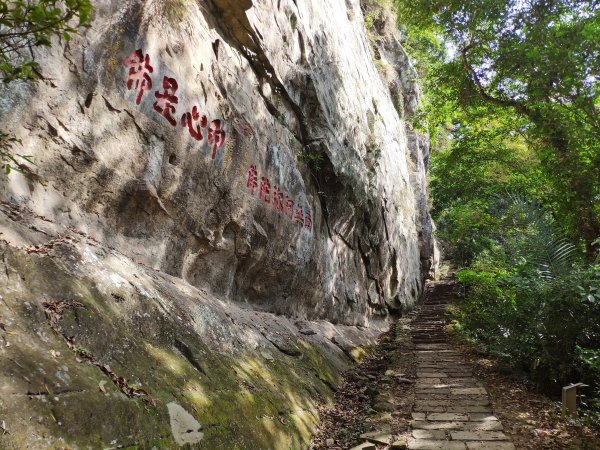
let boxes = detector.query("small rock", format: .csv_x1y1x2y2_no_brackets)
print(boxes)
260,351,275,361
360,430,393,445
166,402,204,445
261,82,272,98
350,442,377,450
373,401,395,412
397,377,414,384
326,437,335,446
299,328,316,335
391,437,408,449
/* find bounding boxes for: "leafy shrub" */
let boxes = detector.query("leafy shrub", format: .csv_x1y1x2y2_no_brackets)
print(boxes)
458,263,600,385
452,196,600,425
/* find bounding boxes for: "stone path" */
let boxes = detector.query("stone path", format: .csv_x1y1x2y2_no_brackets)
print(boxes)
408,280,515,450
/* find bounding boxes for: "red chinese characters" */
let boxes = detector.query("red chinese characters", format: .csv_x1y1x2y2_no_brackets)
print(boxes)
284,197,295,220
123,47,227,158
246,165,258,195
304,210,312,231
259,177,271,204
123,49,153,105
244,165,314,233
294,206,304,225
154,76,179,126
181,106,207,141
272,186,284,213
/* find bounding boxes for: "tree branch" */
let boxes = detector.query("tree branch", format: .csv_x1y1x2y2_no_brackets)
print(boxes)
461,42,532,116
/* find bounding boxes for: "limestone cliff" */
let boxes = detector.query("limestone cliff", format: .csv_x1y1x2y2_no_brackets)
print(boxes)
0,0,436,448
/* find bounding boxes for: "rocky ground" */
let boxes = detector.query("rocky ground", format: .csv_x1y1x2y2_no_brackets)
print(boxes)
310,278,600,450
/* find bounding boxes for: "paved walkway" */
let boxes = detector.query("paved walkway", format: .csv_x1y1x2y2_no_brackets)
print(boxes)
408,280,515,450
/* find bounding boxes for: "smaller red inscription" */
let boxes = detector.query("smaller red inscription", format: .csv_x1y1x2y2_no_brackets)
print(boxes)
241,164,313,233
284,197,295,220
304,210,312,231
154,76,179,126
123,49,154,105
294,205,304,225
259,177,271,204
181,106,207,141
246,165,258,195
272,186,284,213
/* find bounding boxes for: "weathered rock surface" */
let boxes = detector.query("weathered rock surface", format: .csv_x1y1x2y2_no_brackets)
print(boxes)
0,0,436,447
0,203,379,448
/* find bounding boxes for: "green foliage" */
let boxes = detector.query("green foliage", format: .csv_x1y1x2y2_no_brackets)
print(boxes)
456,239,600,387
454,197,600,424
0,130,33,175
395,0,600,248
0,0,93,176
0,0,93,81
297,148,324,171
74,344,92,358
364,11,377,30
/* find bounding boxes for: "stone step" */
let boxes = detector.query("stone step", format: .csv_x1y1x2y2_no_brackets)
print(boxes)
466,443,516,450
410,420,503,431
408,283,515,450
450,431,509,441
407,439,467,449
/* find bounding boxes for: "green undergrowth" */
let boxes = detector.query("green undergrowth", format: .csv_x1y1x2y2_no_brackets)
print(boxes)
452,251,600,428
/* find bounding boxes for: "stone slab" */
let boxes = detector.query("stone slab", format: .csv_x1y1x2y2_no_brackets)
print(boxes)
360,431,393,445
416,379,444,384
416,399,490,407
469,414,499,422
451,388,488,395
464,421,504,431
466,443,516,450
350,442,377,450
410,420,464,430
427,413,469,421
444,406,494,413
391,437,409,449
410,419,503,431
412,429,447,440
408,439,467,450
414,405,448,412
450,431,509,441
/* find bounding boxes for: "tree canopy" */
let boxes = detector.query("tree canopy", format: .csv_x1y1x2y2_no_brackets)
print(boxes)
396,0,600,249
0,0,93,81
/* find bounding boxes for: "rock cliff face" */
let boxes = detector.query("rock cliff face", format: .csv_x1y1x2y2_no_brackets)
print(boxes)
0,0,435,448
